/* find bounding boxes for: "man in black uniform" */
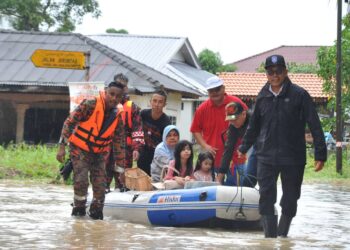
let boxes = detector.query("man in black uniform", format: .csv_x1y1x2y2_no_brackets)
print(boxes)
238,55,327,238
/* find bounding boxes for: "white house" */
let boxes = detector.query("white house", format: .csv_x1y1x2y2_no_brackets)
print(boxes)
0,30,206,144
88,34,213,140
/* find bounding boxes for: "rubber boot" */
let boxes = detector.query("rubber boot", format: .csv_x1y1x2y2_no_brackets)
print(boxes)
262,215,278,238
71,206,86,216
88,209,103,220
278,215,293,237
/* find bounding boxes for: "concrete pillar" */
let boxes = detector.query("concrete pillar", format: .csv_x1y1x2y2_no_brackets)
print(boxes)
15,104,29,143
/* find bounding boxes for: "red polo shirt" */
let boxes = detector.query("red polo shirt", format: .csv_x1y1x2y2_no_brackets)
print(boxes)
190,94,248,168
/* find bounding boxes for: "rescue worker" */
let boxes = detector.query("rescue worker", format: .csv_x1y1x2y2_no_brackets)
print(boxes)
105,73,144,191
217,101,257,187
56,81,125,220
238,55,327,238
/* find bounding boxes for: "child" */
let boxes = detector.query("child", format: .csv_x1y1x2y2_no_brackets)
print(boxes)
193,151,215,182
164,140,194,188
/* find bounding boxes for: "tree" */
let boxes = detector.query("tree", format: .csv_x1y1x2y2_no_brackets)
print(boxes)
257,62,318,73
0,0,101,32
317,14,350,132
198,48,236,74
106,28,128,34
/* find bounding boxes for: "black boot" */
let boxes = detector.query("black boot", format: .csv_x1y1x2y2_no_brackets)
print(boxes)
278,215,293,237
88,209,103,220
261,215,278,238
71,206,86,216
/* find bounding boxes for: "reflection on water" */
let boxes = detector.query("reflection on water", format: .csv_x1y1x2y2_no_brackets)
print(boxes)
0,181,349,249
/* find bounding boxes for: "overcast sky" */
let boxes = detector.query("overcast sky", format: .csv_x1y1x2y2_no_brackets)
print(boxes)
75,0,349,64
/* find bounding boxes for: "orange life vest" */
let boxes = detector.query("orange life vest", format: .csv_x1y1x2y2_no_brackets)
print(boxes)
69,92,121,153
121,100,133,146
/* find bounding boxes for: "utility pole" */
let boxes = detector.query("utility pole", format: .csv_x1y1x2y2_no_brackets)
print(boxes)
335,0,343,174
85,51,91,81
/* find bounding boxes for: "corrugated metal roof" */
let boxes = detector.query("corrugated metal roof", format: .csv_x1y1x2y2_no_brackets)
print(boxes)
88,34,200,70
88,34,208,95
0,29,201,97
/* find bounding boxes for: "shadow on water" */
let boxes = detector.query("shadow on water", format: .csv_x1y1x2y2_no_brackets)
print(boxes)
0,180,349,249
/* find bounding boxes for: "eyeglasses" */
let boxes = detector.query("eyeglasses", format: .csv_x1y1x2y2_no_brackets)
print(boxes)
208,85,222,93
266,67,284,76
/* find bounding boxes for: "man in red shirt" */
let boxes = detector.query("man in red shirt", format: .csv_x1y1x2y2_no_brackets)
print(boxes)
190,76,248,169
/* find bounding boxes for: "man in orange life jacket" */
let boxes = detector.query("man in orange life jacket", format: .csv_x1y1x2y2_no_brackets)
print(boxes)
105,73,144,191
56,81,125,220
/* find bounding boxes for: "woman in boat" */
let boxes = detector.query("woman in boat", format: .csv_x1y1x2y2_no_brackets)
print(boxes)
163,140,194,188
150,125,179,182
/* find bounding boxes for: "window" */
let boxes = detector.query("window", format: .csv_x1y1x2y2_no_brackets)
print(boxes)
169,116,177,125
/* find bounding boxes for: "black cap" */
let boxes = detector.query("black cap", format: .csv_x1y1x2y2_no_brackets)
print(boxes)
225,102,244,121
264,55,286,69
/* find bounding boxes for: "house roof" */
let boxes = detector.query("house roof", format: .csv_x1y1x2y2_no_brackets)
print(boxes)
88,34,201,70
218,72,328,102
88,34,210,95
231,46,323,72
0,29,202,97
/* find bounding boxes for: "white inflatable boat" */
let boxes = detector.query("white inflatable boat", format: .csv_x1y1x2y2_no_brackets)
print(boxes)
103,185,261,229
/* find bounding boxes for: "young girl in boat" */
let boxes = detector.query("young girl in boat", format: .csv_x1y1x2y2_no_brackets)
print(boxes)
193,151,215,182
163,140,194,188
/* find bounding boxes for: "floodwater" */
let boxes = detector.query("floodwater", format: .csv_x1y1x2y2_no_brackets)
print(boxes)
0,181,349,250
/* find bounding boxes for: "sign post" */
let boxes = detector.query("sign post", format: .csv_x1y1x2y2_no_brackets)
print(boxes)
31,49,86,70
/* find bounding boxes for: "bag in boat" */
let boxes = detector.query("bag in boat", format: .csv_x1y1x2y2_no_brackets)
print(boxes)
163,180,184,190
125,167,153,191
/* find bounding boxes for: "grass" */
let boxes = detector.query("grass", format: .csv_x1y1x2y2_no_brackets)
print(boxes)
0,143,349,184
304,148,350,184
0,143,62,183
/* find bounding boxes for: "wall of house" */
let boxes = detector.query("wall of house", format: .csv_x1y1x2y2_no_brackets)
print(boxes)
0,100,17,144
0,91,184,145
0,92,69,144
131,92,182,126
178,100,194,141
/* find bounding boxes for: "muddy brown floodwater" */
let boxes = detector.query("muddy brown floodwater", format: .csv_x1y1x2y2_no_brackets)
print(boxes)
0,181,349,249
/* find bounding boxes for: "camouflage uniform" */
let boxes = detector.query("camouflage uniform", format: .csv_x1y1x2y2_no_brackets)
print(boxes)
106,95,143,190
60,98,125,214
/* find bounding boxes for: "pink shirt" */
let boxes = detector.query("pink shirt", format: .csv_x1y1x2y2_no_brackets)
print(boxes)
193,170,213,182
164,160,193,180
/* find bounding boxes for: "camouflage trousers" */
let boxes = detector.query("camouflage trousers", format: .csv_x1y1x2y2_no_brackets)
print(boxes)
106,145,133,190
70,146,107,212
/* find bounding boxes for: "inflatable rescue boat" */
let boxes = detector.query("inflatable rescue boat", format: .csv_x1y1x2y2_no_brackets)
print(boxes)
103,185,261,229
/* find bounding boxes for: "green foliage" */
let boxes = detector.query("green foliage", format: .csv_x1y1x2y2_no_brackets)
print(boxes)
198,49,223,74
198,48,236,74
218,64,237,73
0,0,101,32
317,14,350,130
0,143,63,182
257,62,318,73
304,148,350,181
287,62,318,74
106,28,129,34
